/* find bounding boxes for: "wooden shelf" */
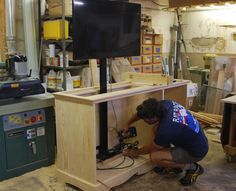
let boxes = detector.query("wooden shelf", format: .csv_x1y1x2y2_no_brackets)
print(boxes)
43,39,73,43
43,65,83,70
41,15,72,20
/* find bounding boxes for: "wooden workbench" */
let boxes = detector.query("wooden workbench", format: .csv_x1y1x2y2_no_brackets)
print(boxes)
54,80,189,191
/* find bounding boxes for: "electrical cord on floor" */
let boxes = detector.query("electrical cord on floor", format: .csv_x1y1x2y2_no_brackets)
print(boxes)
96,156,135,170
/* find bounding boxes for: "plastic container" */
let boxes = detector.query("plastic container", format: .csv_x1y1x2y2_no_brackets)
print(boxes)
56,71,73,91
72,75,81,88
47,69,57,89
43,20,69,40
66,71,73,90
56,71,63,91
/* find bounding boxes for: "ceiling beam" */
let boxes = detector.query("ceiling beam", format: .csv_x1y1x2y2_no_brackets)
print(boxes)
169,0,235,8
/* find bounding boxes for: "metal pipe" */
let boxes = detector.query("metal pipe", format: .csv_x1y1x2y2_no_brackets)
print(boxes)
5,0,16,54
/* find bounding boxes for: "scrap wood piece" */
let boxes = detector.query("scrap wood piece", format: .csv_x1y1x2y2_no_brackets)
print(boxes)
121,72,173,86
89,59,99,87
211,138,221,144
190,111,220,125
198,112,223,123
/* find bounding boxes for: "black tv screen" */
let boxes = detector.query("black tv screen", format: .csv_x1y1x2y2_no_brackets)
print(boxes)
72,0,141,60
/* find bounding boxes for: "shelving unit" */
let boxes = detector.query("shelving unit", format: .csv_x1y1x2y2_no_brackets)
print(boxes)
38,0,83,92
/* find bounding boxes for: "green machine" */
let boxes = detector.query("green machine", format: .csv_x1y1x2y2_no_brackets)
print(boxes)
0,94,55,180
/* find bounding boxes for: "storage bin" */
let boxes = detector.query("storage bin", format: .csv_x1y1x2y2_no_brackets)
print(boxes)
43,20,69,40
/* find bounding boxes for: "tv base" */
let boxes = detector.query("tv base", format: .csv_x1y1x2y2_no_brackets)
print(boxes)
57,155,154,191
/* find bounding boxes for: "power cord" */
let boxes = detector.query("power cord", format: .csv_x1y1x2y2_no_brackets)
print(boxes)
97,156,135,170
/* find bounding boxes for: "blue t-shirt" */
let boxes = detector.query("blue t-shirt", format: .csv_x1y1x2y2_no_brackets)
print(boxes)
154,100,208,159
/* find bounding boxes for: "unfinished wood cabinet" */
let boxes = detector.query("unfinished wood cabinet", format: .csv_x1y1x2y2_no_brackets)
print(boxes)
54,81,188,191
222,95,236,160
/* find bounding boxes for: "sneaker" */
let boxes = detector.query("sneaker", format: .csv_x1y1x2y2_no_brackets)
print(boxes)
179,163,204,186
154,166,183,175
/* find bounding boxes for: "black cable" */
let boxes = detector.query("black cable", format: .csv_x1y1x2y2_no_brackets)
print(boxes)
97,156,126,170
96,156,135,170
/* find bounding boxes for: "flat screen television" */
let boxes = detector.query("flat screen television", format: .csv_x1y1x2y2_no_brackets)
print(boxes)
72,0,141,60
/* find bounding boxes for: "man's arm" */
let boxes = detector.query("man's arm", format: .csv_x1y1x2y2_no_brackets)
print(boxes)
123,143,163,158
123,113,140,132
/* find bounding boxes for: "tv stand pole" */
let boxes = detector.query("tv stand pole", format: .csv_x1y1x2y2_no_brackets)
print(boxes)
99,58,108,159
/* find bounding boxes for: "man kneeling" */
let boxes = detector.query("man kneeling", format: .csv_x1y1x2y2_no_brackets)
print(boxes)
122,98,208,186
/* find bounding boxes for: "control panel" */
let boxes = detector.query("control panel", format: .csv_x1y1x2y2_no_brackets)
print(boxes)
3,109,45,131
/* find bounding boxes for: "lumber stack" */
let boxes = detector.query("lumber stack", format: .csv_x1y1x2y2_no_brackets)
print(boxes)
190,111,223,127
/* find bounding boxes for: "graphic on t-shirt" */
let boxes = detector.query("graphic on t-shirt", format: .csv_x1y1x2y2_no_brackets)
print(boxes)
172,101,199,133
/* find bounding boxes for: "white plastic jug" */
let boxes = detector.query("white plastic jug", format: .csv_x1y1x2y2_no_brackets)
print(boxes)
47,69,56,89
66,71,73,90
56,71,63,91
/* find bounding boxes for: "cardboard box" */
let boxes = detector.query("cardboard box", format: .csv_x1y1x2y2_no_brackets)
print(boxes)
133,65,142,73
152,64,162,73
142,34,153,45
43,20,69,40
153,54,162,63
48,0,72,16
142,45,152,54
130,56,142,65
142,55,152,64
142,64,153,73
153,34,163,45
153,45,162,54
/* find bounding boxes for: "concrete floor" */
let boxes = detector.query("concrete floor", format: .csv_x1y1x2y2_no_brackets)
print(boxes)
1,133,236,191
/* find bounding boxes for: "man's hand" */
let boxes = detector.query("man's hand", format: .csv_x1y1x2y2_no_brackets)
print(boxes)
122,123,130,133
123,149,139,158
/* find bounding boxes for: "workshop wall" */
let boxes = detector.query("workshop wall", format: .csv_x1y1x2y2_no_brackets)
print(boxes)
181,7,236,68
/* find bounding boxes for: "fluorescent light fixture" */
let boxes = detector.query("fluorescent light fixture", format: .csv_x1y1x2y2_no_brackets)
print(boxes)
74,1,84,5
182,7,187,11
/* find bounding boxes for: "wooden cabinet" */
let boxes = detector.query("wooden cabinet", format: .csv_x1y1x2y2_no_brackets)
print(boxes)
54,81,188,191
222,95,236,161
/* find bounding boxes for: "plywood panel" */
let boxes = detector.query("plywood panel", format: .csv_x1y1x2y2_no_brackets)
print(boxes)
163,85,187,107
0,0,6,60
55,99,97,185
97,91,163,150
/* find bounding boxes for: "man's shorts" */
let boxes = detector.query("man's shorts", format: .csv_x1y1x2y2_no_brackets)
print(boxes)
170,147,203,164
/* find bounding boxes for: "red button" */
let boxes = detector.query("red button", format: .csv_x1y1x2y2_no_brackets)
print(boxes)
30,116,36,123
38,115,43,121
